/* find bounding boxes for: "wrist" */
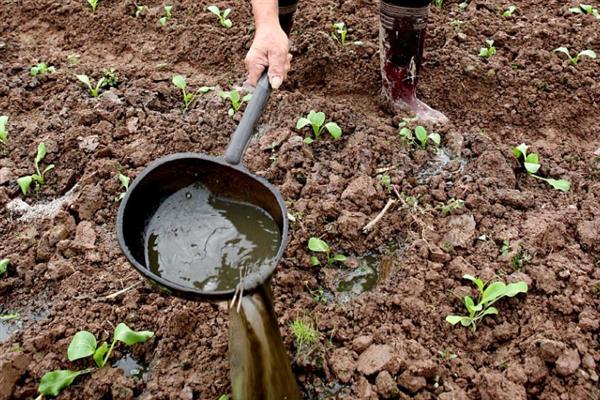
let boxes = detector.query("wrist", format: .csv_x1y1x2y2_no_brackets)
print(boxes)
252,0,280,31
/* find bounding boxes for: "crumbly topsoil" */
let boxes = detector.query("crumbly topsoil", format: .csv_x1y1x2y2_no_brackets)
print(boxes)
0,0,599,399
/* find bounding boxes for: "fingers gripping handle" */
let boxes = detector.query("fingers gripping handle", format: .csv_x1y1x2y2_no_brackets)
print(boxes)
223,73,271,165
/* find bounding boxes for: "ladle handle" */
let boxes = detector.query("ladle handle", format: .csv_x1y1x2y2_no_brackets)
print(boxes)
223,73,271,166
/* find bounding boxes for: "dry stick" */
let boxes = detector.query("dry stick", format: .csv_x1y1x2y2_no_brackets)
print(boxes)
104,281,143,300
362,198,397,233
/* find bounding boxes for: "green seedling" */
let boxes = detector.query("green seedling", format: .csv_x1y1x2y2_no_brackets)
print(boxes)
36,323,153,399
399,125,440,148
446,275,528,332
290,319,319,353
296,111,342,143
219,90,252,116
101,68,118,88
87,0,99,12
207,5,232,28
458,1,469,10
76,75,105,97
135,4,145,17
479,39,496,58
0,258,9,277
511,250,531,271
434,0,443,8
0,313,20,321
30,63,56,77
553,47,597,65
438,198,464,216
218,396,230,400
332,22,347,45
308,237,346,266
502,5,517,17
172,75,213,111
513,143,571,192
159,5,172,26
501,240,511,256
17,142,55,196
377,174,392,193
569,4,600,18
0,115,8,144
68,54,80,66
117,173,130,201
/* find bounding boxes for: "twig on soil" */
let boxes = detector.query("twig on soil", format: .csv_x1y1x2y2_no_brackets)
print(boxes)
104,281,143,300
375,166,396,174
362,199,397,233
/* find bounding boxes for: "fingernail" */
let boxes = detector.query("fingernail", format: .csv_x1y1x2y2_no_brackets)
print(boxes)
271,76,282,89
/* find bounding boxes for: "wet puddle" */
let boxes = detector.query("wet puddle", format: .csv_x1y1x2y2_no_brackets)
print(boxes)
113,354,149,379
417,148,466,183
0,308,49,343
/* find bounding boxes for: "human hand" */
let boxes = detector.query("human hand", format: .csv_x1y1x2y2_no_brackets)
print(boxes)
244,25,291,89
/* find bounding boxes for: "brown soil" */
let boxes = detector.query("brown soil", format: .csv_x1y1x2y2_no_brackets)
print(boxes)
1,0,599,399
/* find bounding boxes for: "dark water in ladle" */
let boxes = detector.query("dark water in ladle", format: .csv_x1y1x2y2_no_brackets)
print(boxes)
144,183,281,292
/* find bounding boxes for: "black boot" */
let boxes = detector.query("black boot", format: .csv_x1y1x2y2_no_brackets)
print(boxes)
278,0,298,35
380,0,447,124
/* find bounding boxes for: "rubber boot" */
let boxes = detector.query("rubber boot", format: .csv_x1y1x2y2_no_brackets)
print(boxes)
278,0,298,35
380,0,448,124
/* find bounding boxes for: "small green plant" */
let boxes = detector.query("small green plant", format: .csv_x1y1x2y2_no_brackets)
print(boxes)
76,75,105,97
172,75,213,111
290,319,319,353
87,0,99,12
511,249,531,271
308,237,346,266
296,111,342,144
438,198,464,216
569,4,600,18
502,5,517,17
0,115,8,144
479,39,496,58
207,5,232,28
30,63,56,77
553,47,597,65
399,125,440,148
35,323,153,399
68,54,80,66
458,1,469,10
332,22,347,45
219,90,252,116
377,174,392,193
17,142,55,195
101,68,118,88
135,4,145,17
446,275,528,332
159,5,172,26
434,0,444,8
500,240,511,256
0,313,19,321
0,258,9,277
117,173,130,201
513,143,571,192
307,285,328,304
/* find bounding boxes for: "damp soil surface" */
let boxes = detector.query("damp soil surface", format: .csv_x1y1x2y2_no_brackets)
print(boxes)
1,0,599,399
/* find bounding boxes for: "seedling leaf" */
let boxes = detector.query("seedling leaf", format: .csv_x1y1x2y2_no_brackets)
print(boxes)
296,118,311,130
308,111,325,128
93,341,109,367
524,153,540,174
538,177,571,192
0,259,8,277
222,8,231,18
17,176,33,195
482,281,506,304
324,122,342,139
429,132,441,146
310,256,321,267
414,126,428,147
223,19,233,28
76,74,91,86
207,5,220,15
172,75,186,90
67,331,97,361
38,370,83,396
333,254,346,262
504,281,528,297
578,49,597,59
308,237,329,253
35,143,47,165
114,323,154,345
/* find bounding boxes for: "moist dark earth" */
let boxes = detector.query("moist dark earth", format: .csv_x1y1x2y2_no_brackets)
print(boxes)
1,0,599,399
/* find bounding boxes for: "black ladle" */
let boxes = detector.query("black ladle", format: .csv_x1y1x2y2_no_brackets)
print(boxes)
116,73,287,300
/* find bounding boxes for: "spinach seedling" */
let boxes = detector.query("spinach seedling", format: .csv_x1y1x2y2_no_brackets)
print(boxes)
569,4,600,18
159,5,173,26
308,237,346,266
76,75,105,97
446,275,528,332
434,0,443,8
377,174,392,193
172,75,213,110
207,5,232,28
479,39,496,58
553,47,597,65
87,0,99,12
17,142,55,195
219,90,252,116
0,115,8,144
502,5,517,17
438,198,464,216
101,68,119,88
332,22,347,45
0,313,20,321
135,4,145,17
513,143,571,192
30,63,56,77
68,54,80,66
117,172,130,200
0,258,8,277
399,125,440,148
36,323,153,399
296,111,342,143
